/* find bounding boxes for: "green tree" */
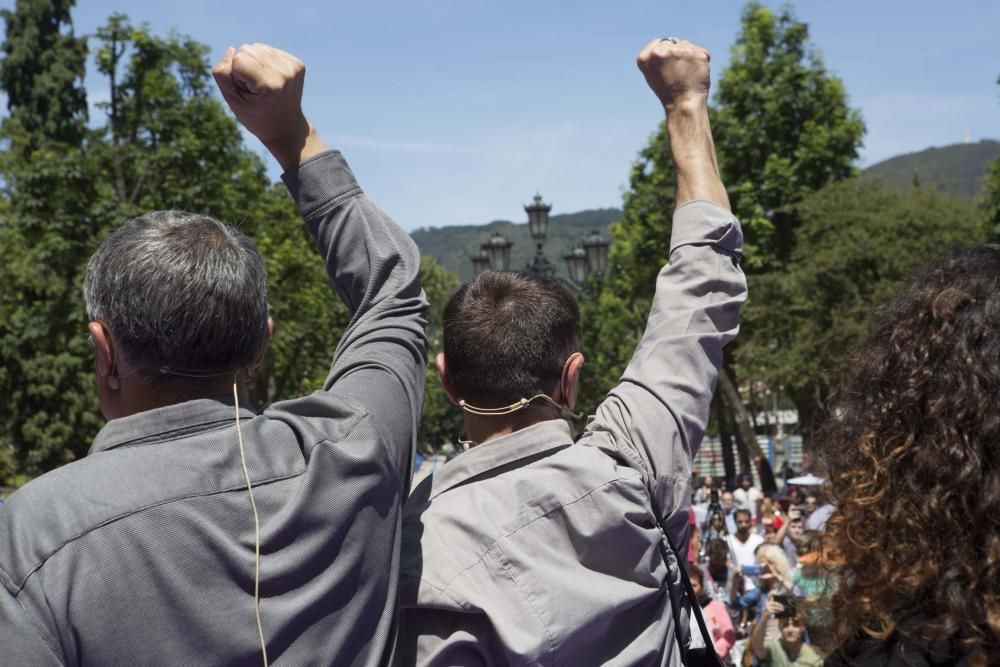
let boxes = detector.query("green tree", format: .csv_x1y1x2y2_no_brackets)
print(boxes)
417,256,462,450
0,0,99,474
713,2,865,270
982,76,1000,241
580,2,864,485
0,9,352,476
747,180,985,428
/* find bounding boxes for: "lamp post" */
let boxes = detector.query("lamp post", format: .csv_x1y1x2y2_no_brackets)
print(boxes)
470,248,492,277
563,246,589,285
525,194,555,278
469,192,611,285
582,230,610,277
483,231,513,271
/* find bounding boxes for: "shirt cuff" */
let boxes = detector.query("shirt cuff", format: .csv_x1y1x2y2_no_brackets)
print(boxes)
669,200,744,258
281,150,363,218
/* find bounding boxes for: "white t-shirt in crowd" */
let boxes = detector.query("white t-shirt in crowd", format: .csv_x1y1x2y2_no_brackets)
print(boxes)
726,532,764,592
733,486,762,515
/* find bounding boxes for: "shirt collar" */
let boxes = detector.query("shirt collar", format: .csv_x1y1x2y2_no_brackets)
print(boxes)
430,419,576,500
89,397,258,455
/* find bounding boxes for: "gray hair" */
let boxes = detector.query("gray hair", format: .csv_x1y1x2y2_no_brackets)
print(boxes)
83,210,269,381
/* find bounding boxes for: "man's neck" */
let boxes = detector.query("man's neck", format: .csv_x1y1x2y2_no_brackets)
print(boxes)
462,404,562,447
116,376,246,419
735,531,751,543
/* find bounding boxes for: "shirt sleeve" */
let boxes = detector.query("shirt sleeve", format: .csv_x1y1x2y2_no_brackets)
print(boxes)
0,583,63,665
281,151,429,488
579,200,745,526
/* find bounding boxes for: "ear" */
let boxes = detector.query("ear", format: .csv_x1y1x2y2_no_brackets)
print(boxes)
557,352,585,410
88,321,115,379
436,352,460,406
252,316,274,368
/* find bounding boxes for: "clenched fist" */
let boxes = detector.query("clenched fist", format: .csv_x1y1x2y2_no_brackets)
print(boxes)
636,38,711,111
213,44,324,170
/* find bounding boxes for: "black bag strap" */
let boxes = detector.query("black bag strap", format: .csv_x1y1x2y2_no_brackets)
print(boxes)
656,517,725,666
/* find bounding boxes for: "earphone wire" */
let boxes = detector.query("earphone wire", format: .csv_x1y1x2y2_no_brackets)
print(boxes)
233,383,268,667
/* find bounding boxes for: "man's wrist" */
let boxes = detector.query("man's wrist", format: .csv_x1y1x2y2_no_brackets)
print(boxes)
664,95,708,117
265,121,328,173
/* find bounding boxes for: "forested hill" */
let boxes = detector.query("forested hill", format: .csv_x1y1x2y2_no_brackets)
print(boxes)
862,139,1000,197
411,208,622,282
414,140,999,281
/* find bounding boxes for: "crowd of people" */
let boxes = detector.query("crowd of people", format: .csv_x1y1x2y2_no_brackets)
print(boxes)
687,473,834,665
0,30,997,667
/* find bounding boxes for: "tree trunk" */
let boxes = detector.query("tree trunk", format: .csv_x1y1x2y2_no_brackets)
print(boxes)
718,365,778,493
713,390,737,490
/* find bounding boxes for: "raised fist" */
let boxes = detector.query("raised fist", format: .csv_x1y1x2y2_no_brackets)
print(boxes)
636,38,711,110
212,43,308,150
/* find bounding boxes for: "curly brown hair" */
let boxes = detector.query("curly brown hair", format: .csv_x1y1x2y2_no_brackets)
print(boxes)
816,245,1000,661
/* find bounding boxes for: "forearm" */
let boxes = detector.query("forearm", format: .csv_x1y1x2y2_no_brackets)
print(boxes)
751,616,769,660
666,101,729,211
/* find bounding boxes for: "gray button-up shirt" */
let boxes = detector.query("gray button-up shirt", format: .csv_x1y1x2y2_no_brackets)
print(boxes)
398,200,745,666
0,151,428,665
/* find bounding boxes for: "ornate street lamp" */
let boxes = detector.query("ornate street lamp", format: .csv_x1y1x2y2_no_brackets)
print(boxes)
563,246,589,285
483,232,513,271
524,193,555,277
583,230,610,276
470,248,492,277
525,193,551,244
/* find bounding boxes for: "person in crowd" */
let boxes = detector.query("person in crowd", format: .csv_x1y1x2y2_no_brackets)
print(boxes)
737,543,796,645
0,45,428,665
792,531,835,649
694,474,716,504
690,566,737,661
398,37,747,664
702,538,742,630
803,490,834,532
733,472,762,516
727,509,764,592
780,461,795,487
703,509,729,544
751,601,823,667
689,512,703,567
802,494,817,519
757,497,783,533
787,485,805,509
770,506,803,567
818,246,1000,665
721,489,739,533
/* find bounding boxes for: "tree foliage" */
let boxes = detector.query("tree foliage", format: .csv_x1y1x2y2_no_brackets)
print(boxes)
0,5,350,477
579,2,864,456
713,2,865,270
742,181,985,433
417,256,462,449
983,76,1000,241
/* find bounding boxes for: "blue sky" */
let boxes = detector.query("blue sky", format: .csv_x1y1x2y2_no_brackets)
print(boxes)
3,1,999,231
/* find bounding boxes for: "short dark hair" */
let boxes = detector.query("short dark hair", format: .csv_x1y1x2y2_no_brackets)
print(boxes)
442,271,580,407
706,538,729,561
84,210,269,382
734,508,751,521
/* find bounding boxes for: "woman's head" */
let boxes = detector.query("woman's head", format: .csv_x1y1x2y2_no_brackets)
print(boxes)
709,510,725,530
817,245,1000,657
755,542,794,591
689,565,704,598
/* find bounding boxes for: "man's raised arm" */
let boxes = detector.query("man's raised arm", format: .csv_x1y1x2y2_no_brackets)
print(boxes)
213,45,428,484
580,37,745,537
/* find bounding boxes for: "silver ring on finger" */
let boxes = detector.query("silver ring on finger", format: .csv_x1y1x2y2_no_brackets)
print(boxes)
660,36,678,44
